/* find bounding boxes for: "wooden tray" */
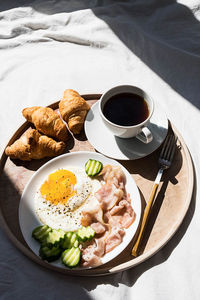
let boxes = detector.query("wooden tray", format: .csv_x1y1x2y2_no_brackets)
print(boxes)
0,95,194,276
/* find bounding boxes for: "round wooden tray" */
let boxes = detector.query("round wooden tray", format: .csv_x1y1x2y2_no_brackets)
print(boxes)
0,94,194,276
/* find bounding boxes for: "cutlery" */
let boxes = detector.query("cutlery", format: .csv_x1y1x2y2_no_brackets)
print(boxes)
132,134,178,257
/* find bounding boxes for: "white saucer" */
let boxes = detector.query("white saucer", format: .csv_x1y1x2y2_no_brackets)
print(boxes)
85,102,168,160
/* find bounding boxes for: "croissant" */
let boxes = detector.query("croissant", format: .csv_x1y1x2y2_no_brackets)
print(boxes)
22,106,68,142
5,129,66,161
59,89,90,134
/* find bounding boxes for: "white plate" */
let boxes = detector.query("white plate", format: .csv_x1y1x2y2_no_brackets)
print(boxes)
19,151,141,269
85,102,168,160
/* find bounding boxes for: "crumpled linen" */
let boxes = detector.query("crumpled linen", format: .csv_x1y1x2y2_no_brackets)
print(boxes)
0,1,200,299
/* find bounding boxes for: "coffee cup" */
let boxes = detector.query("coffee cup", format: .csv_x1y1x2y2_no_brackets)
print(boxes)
99,85,154,143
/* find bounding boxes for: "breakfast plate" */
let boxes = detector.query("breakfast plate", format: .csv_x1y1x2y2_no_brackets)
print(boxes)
85,101,168,160
19,151,142,269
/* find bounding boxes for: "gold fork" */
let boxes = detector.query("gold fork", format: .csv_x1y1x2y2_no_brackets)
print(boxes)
132,134,178,257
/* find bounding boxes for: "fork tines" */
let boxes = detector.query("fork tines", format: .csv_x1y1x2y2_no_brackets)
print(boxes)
160,134,178,162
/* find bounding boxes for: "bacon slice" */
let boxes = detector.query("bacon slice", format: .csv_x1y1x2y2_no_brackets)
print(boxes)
109,201,125,216
117,200,136,228
93,238,105,257
82,246,102,267
90,222,106,234
100,165,126,188
81,198,105,226
105,226,125,253
107,200,136,229
81,212,92,227
95,183,124,211
81,238,105,267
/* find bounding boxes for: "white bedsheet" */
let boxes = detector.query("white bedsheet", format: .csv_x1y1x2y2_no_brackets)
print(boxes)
0,1,200,299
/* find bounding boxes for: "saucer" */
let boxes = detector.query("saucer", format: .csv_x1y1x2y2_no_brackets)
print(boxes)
84,101,168,160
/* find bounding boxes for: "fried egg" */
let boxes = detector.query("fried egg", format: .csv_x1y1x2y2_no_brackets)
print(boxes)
34,167,101,231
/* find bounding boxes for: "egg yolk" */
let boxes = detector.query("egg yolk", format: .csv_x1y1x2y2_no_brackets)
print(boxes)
40,169,77,205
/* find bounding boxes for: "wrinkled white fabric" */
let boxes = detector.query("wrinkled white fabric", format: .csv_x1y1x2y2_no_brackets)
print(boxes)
0,1,200,299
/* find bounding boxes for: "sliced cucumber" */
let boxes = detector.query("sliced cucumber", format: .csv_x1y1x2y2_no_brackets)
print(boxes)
39,244,62,262
85,159,103,176
62,232,79,249
46,229,65,248
32,225,52,244
61,247,81,268
77,226,95,242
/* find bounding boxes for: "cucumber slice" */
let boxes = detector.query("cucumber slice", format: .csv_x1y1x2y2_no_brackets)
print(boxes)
32,225,52,244
61,247,81,268
77,226,95,242
39,244,62,262
85,159,103,176
62,232,79,249
46,229,65,248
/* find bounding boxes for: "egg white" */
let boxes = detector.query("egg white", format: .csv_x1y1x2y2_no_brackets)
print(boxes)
34,167,101,231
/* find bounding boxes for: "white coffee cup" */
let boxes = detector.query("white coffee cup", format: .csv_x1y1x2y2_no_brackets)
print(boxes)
99,85,154,143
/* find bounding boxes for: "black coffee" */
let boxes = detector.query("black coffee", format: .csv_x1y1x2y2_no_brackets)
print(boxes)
103,93,149,126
